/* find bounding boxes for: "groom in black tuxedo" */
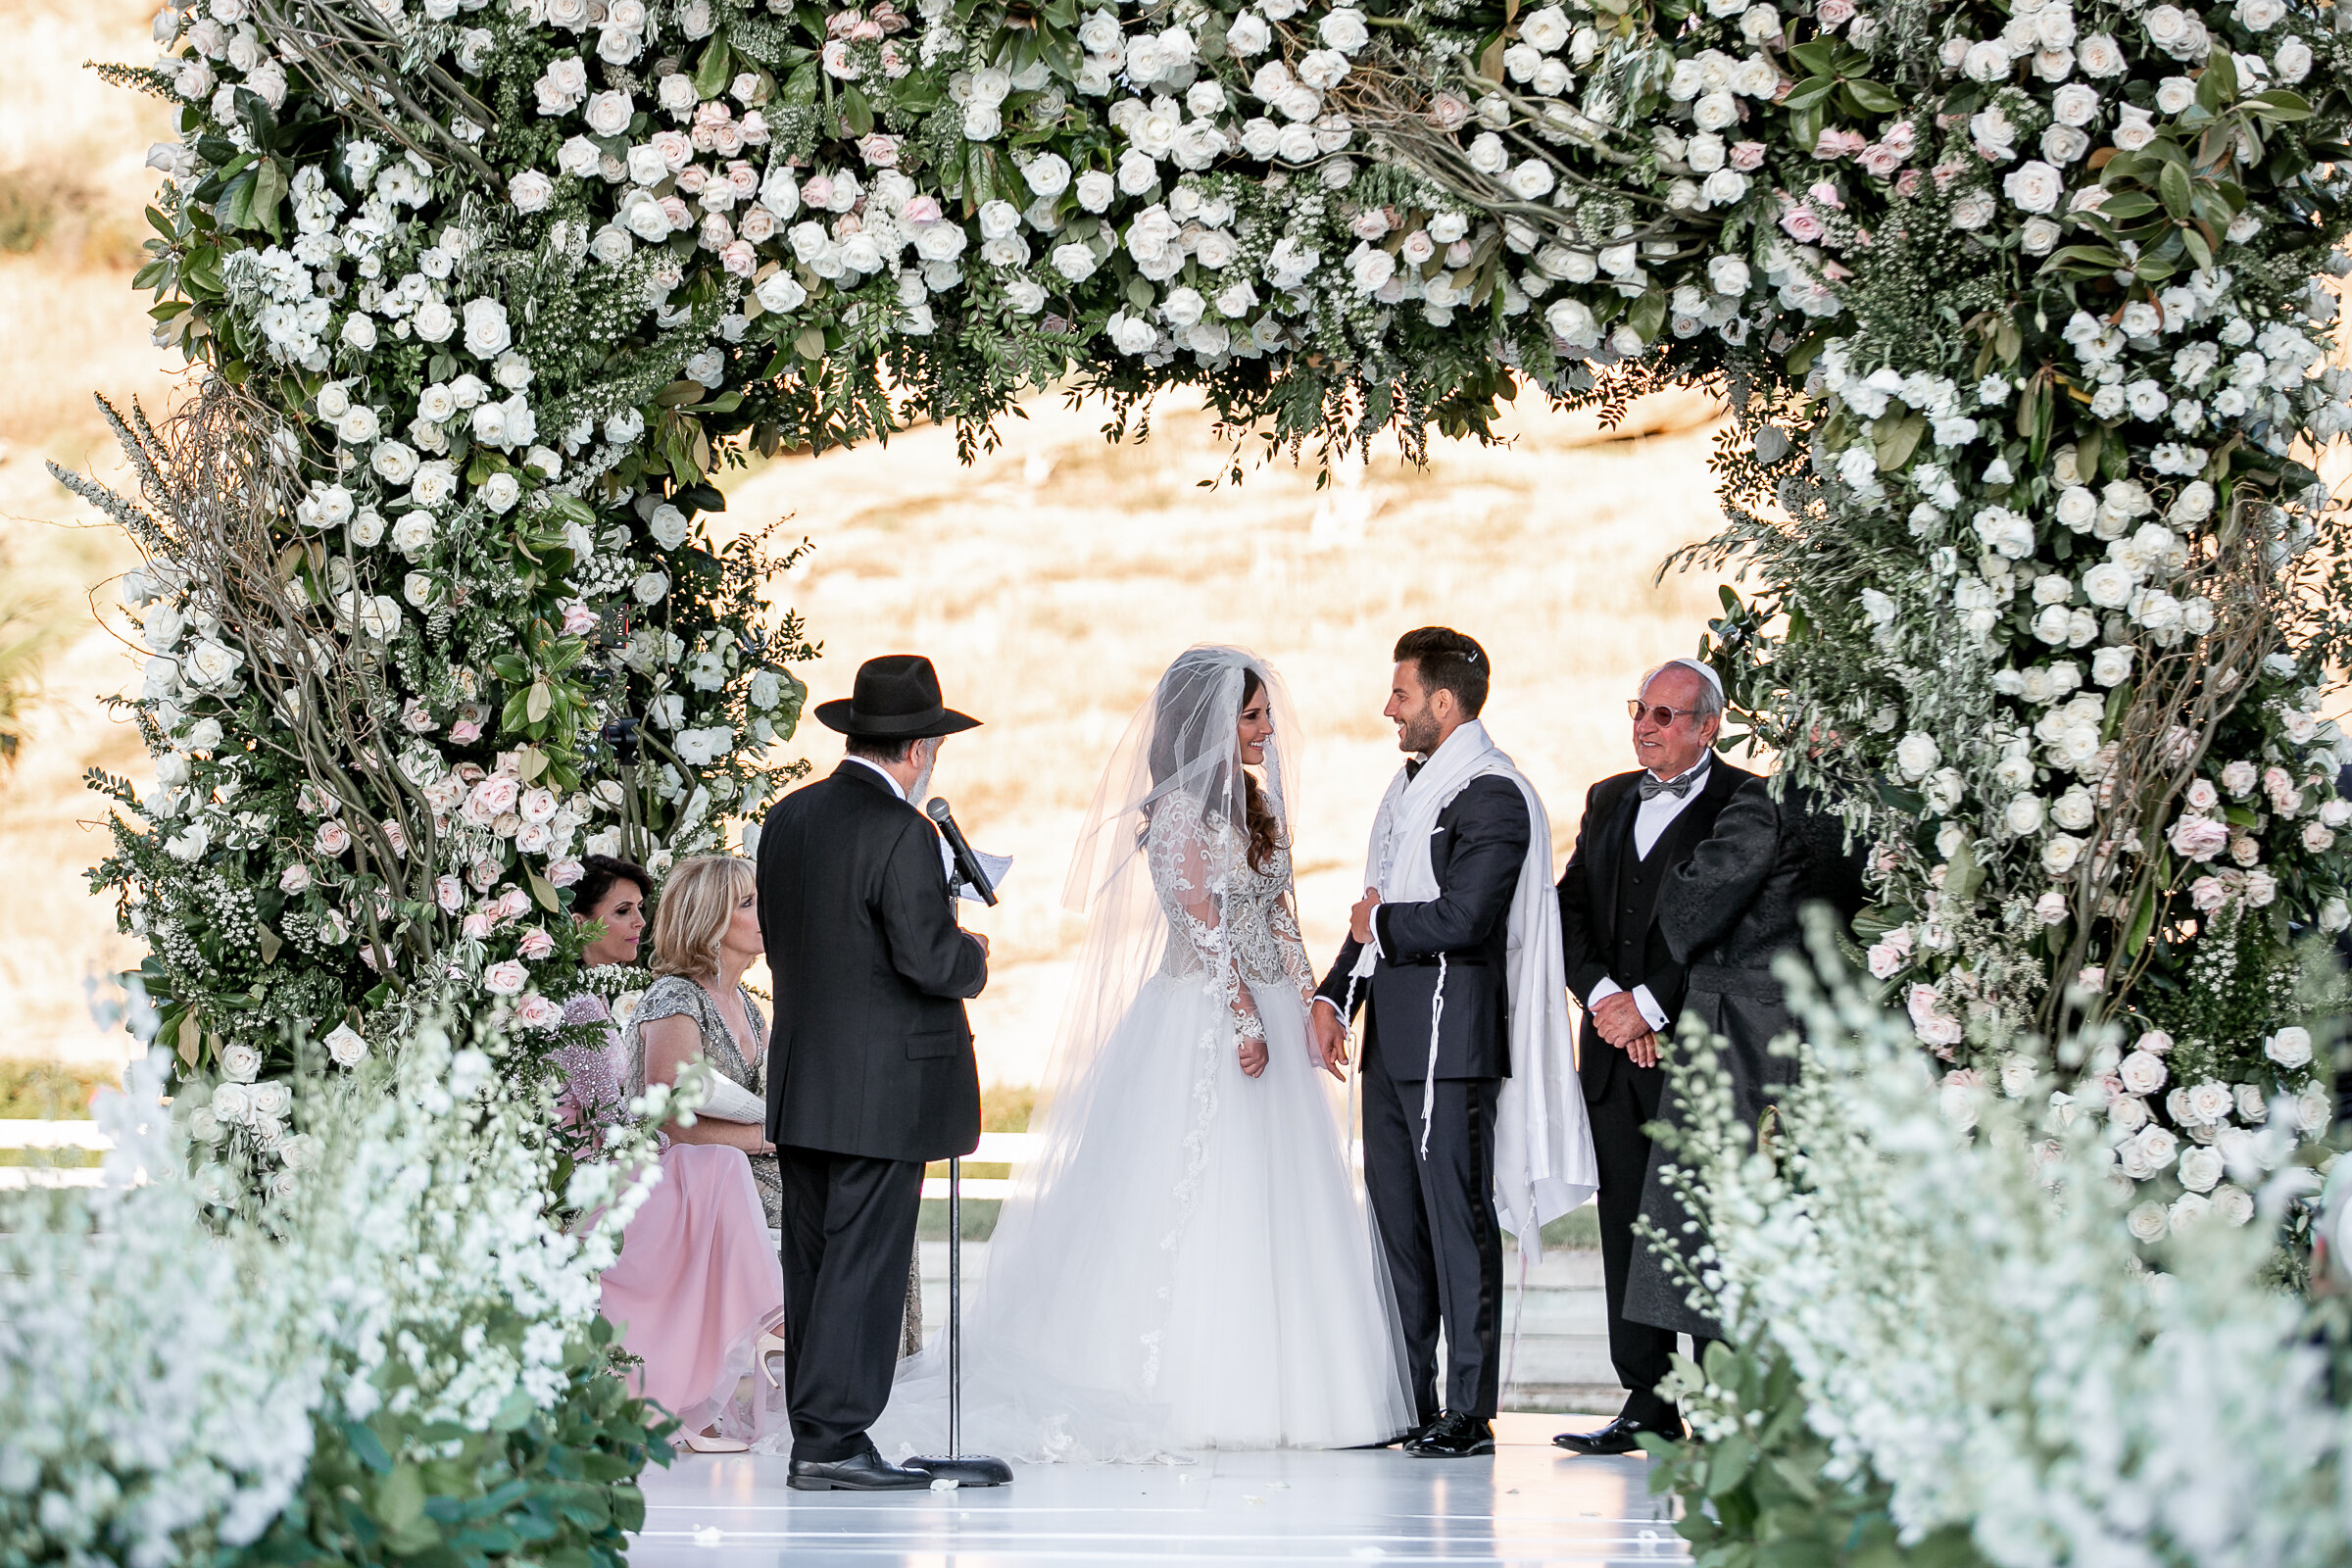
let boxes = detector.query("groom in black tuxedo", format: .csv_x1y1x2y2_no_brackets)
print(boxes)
1552,659,1751,1455
1310,628,1530,1460
759,656,991,1491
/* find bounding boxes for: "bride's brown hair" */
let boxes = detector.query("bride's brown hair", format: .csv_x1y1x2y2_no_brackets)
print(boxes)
1240,668,1281,875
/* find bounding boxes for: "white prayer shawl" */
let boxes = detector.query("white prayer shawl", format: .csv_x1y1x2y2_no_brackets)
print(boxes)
1348,721,1599,1263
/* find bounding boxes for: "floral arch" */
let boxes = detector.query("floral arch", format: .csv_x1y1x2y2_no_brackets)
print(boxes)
40,0,2352,1554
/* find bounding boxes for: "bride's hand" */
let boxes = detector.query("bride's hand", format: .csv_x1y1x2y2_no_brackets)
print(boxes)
1239,1034,1267,1077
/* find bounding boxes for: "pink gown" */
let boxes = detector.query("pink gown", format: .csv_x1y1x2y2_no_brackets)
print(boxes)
560,988,787,1443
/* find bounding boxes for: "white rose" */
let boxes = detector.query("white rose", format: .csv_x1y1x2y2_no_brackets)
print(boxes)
462,297,512,358
2266,1026,2314,1069
2041,834,2084,875
1319,7,1369,52
2005,794,2046,836
510,170,555,213
324,1023,368,1066
2001,160,2062,214
2127,1200,2168,1241
391,511,437,556
220,1043,263,1083
1894,731,1940,780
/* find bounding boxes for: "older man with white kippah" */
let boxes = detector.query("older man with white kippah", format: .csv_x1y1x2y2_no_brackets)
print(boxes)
1550,656,1753,1455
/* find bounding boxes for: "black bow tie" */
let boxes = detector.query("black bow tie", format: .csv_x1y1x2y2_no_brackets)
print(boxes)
1405,760,1424,781
1638,768,1703,801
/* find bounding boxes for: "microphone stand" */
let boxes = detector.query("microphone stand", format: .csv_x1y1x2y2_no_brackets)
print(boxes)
905,859,1012,1491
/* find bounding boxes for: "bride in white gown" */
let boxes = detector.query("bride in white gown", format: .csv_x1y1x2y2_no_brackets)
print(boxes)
871,646,1416,1461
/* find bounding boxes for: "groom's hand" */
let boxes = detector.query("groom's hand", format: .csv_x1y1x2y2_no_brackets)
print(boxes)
1310,1003,1350,1081
963,930,990,956
1348,887,1381,944
1623,1031,1659,1070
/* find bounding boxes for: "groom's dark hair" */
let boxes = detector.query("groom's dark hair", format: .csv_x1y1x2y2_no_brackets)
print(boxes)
1395,627,1490,717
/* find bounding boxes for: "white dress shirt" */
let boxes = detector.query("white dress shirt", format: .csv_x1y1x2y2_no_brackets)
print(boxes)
844,756,959,885
1586,759,1710,1032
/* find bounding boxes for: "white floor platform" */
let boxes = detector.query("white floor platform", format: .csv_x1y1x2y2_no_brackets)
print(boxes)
632,1414,1689,1566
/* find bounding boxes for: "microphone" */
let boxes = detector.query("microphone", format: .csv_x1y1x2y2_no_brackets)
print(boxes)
925,797,999,906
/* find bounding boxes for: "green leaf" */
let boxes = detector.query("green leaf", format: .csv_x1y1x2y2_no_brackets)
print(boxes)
1780,74,1838,112
342,1418,394,1475
1706,1431,1757,1497
2244,88,2313,122
691,34,736,100
249,156,288,232
2158,159,2193,220
2198,51,2237,113
528,866,564,913
1843,76,1899,114
839,83,874,137
2125,886,2159,957
1628,286,1667,345
1785,37,1840,74
1872,411,1925,472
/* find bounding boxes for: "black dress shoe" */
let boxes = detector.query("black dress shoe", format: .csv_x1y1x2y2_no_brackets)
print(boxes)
1552,1415,1677,1456
902,1453,1013,1487
786,1446,934,1492
1348,1414,1442,1449
1403,1412,1494,1457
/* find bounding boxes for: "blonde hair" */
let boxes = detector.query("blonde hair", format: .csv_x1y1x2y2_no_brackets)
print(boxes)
648,856,758,980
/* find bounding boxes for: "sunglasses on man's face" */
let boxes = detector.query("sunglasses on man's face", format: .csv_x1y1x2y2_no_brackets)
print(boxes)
1628,699,1700,727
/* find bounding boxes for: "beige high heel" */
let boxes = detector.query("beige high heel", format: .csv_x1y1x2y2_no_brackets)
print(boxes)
755,1329,788,1390
682,1428,750,1454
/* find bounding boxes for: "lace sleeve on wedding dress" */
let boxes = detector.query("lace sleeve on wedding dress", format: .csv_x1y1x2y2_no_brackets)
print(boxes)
1148,796,1264,1041
1267,888,1319,1008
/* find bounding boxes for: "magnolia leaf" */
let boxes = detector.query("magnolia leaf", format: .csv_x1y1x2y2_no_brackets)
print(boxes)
528,866,564,912
256,926,282,966
1873,411,1926,472
516,744,550,783
177,1010,201,1066
525,679,553,724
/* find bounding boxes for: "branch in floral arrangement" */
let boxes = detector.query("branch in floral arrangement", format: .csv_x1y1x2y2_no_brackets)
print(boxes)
247,0,502,190
2044,495,2279,1029
67,381,456,984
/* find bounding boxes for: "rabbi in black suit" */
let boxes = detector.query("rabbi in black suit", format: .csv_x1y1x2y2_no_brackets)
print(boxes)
758,655,989,1492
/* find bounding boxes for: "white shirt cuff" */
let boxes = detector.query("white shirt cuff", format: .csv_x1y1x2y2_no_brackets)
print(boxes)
1587,978,1667,1033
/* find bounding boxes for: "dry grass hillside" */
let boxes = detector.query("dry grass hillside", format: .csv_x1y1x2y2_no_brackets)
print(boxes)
0,0,1743,1080
0,0,184,1063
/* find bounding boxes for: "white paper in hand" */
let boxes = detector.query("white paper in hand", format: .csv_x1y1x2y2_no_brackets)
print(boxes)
953,849,1013,904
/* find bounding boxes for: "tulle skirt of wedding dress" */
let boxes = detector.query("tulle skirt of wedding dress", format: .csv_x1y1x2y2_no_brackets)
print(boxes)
868,974,1416,1462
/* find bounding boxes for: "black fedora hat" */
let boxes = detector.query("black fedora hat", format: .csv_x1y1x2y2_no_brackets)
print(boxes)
815,655,982,739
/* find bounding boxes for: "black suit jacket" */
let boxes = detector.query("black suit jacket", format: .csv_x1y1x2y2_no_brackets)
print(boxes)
758,761,989,1163
1556,760,1753,1102
1314,774,1530,1081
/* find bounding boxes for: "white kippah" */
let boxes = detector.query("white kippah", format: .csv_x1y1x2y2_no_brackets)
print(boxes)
1659,658,1725,703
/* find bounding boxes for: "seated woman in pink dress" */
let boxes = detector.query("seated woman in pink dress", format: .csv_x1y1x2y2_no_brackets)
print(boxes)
577,855,788,1453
